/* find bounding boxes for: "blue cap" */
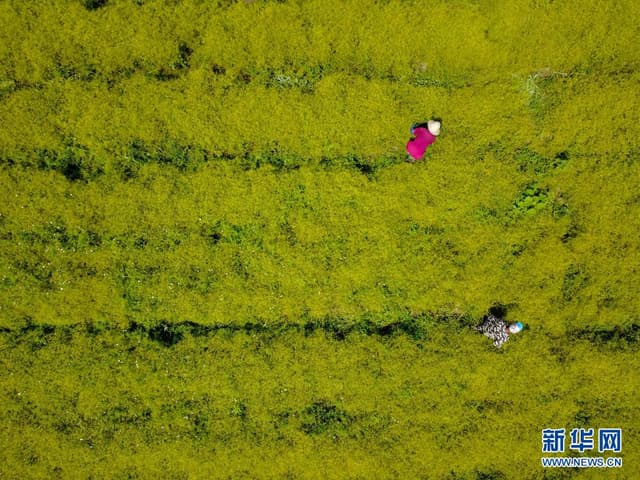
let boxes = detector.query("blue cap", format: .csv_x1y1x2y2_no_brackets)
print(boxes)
510,322,524,334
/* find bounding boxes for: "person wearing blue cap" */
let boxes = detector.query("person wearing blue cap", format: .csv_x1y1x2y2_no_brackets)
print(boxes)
476,313,523,348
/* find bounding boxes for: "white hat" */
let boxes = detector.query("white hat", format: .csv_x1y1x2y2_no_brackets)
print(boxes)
509,322,524,334
427,120,441,136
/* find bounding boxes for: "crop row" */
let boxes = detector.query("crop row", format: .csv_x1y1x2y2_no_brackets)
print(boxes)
1,72,638,177
2,157,638,330
2,0,638,87
1,321,637,479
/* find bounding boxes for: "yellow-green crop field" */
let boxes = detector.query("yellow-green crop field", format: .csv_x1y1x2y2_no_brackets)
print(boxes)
1,1,639,478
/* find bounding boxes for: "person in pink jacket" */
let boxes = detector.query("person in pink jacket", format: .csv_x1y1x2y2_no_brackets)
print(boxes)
407,119,441,162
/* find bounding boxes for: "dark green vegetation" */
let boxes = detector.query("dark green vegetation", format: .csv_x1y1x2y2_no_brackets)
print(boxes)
1,0,639,478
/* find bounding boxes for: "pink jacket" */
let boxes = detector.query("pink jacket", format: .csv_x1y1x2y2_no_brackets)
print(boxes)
407,127,436,160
